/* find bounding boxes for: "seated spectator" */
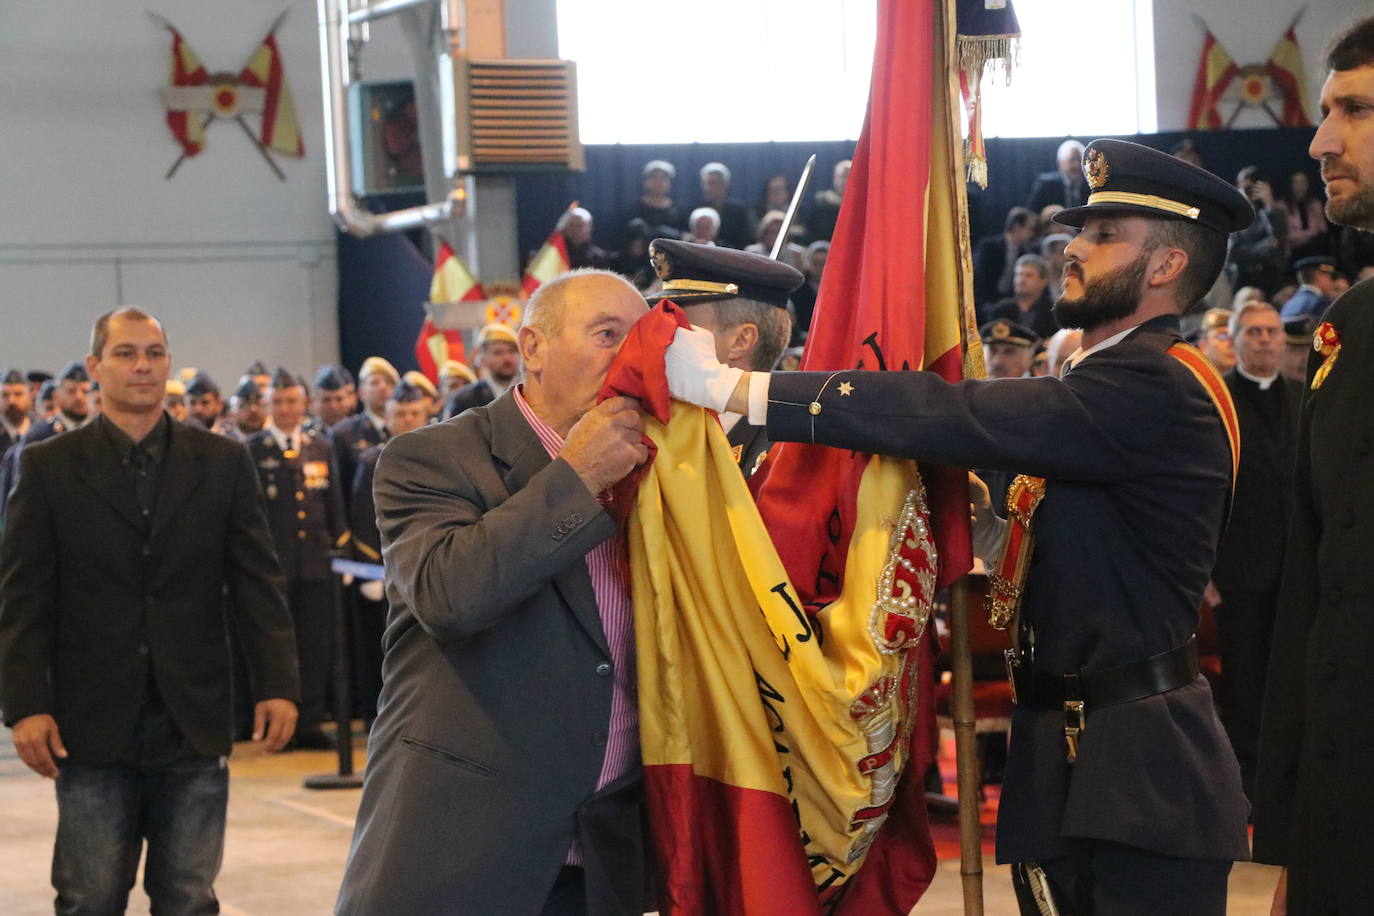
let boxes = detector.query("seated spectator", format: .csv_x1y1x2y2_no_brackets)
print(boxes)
1170,138,1205,168
1026,139,1087,212
1231,286,1268,310
1197,307,1237,372
1030,344,1049,377
807,159,851,242
686,207,721,245
623,159,682,242
692,163,753,249
1043,328,1083,379
1271,284,1299,311
973,207,1037,316
1280,170,1330,260
1280,255,1340,320
1040,232,1072,299
754,173,806,240
1229,167,1289,296
789,241,828,344
612,218,658,290
745,210,807,273
980,318,1039,380
988,254,1057,341
560,207,611,270
1037,205,1065,242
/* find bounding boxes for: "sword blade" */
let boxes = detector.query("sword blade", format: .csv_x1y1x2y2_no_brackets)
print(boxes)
770,153,817,260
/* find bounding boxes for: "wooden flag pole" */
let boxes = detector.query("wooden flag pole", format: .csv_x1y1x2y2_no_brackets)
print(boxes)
948,576,985,915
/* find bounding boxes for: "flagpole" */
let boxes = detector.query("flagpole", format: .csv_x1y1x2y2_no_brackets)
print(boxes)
165,114,215,180
235,114,287,181
949,577,985,915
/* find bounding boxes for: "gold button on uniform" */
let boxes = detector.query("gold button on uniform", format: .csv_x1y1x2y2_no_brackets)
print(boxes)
297,510,306,520
297,530,306,539
295,491,304,501
808,401,822,416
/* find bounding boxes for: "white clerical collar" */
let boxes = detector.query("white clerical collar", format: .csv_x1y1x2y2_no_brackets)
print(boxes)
266,422,303,452
1235,364,1279,390
1064,324,1139,372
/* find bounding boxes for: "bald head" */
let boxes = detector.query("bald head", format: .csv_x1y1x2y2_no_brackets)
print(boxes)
522,269,642,340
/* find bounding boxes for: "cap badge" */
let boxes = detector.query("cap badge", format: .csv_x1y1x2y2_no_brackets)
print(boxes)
1084,148,1109,190
992,321,1010,339
649,244,672,280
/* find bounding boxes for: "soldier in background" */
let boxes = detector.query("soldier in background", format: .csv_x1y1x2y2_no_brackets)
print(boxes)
248,369,349,749
183,372,224,433
222,377,267,442
1,369,33,452
312,365,356,429
164,379,187,422
331,357,397,499
443,324,519,419
349,379,430,725
401,371,440,422
436,359,477,406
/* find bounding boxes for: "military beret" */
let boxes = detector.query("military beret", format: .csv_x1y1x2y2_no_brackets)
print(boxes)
232,377,262,403
2,368,25,386
643,238,804,308
165,379,186,398
314,364,354,390
185,372,219,397
59,360,90,383
1054,138,1254,236
401,370,438,399
438,359,477,385
244,360,270,378
1284,314,1319,345
980,319,1039,348
27,370,53,386
1294,255,1338,275
390,379,428,404
477,323,518,347
271,367,306,392
38,379,57,401
359,356,400,384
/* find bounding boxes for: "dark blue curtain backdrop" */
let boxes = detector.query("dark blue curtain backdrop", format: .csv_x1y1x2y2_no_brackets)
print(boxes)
336,128,1321,373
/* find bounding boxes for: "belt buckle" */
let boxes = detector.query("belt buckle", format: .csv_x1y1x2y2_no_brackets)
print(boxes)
1063,699,1085,763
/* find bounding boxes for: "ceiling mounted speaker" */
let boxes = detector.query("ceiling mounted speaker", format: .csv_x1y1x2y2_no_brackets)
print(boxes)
454,58,584,174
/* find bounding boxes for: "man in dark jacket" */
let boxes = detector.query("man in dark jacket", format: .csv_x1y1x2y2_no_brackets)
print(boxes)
1025,139,1088,212
1207,302,1300,797
667,139,1254,914
1254,18,1374,912
0,307,298,914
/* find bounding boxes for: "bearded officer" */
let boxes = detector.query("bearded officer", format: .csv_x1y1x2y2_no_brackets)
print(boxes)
665,139,1253,913
643,239,800,475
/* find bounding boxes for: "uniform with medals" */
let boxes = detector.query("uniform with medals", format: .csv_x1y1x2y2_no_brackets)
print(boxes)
666,139,1255,913
248,369,349,743
643,238,804,477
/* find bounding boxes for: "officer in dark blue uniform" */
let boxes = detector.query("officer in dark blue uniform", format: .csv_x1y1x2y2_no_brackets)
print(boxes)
330,356,396,506
311,364,356,430
247,368,349,748
0,361,93,520
1,368,33,453
643,239,803,476
665,139,1255,914
1278,255,1339,321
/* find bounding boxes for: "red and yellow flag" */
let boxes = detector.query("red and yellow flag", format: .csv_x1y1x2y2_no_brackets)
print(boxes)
521,228,571,297
415,242,484,383
1188,30,1239,130
239,29,304,157
1265,23,1312,127
166,29,210,156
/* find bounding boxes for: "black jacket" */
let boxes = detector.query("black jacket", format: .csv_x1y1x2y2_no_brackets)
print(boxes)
1253,277,1374,910
1026,170,1087,212
0,417,299,764
330,413,386,515
767,316,1249,863
443,378,499,421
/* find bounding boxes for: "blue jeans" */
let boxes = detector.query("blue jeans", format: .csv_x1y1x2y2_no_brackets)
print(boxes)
53,701,228,915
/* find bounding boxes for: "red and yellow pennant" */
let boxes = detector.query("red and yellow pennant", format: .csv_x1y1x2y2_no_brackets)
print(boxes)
522,227,571,297
415,241,485,383
165,27,210,156
1188,30,1239,130
1265,22,1312,127
239,27,304,157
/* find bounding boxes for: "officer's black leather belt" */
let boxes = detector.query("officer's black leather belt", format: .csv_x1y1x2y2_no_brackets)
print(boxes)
1006,637,1199,709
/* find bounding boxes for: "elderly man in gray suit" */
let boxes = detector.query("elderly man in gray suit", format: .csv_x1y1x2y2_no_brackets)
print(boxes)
336,269,650,915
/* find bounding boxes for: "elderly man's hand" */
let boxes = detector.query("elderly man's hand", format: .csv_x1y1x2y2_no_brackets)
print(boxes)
562,397,649,494
664,325,745,413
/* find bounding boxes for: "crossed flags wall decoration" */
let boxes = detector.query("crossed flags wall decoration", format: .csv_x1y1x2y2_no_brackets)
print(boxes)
151,10,304,180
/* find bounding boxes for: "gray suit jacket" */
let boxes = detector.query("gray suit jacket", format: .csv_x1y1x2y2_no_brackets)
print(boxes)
336,391,647,915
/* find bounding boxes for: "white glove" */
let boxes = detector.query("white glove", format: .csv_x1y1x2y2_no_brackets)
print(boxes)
360,579,385,602
664,325,744,413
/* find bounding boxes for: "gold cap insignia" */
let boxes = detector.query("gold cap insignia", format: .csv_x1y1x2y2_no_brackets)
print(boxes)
1084,148,1109,190
992,321,1010,339
649,243,672,280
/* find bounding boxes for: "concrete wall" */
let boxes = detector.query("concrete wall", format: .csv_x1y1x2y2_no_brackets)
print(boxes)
1152,0,1357,131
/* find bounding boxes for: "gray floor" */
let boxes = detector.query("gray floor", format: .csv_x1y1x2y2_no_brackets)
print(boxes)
0,735,1282,914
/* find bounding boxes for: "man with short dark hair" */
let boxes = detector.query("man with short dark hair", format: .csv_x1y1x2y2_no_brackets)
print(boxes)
248,369,348,750
668,138,1254,912
1254,17,1374,911
1,369,33,453
443,324,520,419
989,254,1057,340
644,238,800,475
182,372,224,433
973,206,1037,315
0,307,298,914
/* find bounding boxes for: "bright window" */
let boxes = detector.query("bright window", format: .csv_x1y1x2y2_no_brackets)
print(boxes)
557,0,1155,142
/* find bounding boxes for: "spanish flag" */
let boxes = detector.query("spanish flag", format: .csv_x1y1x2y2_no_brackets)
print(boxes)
522,227,571,297
239,28,304,157
1265,21,1312,127
612,0,975,910
415,242,484,383
165,28,209,156
1187,29,1239,130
